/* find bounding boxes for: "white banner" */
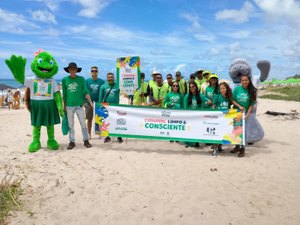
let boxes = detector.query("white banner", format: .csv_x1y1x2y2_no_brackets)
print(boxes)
95,104,244,145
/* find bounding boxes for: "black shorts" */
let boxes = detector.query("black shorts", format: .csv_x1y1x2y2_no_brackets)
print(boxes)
84,103,93,120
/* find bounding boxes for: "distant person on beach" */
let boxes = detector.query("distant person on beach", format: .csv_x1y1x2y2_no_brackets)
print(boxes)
13,89,21,109
231,74,257,157
148,73,169,107
6,89,13,110
99,72,123,143
85,66,104,139
62,62,93,150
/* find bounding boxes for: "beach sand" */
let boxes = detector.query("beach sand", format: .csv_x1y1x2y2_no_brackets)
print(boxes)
1,98,300,225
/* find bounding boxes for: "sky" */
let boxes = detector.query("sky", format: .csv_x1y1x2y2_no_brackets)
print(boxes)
1,0,300,81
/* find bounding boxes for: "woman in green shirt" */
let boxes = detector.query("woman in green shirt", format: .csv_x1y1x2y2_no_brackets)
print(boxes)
205,73,220,109
231,74,257,157
164,81,182,109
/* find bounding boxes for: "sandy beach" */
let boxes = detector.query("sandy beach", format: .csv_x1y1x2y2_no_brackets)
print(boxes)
1,98,300,225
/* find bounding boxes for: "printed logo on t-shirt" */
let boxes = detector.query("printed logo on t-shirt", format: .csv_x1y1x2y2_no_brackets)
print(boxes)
68,82,78,92
33,79,52,97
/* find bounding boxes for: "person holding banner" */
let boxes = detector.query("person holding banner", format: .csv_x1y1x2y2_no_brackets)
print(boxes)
99,72,123,143
148,73,169,107
231,74,257,157
85,66,105,139
163,81,182,109
183,81,208,148
183,81,207,110
212,82,235,153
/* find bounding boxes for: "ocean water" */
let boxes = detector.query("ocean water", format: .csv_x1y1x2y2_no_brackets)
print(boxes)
0,79,23,88
0,79,62,88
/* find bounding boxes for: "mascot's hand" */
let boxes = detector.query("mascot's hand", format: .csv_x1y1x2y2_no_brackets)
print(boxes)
5,55,26,84
257,60,270,82
54,91,64,118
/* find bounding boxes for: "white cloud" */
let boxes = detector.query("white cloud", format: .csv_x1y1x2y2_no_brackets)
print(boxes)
174,64,186,72
180,12,216,42
215,1,254,23
0,8,28,33
74,0,111,18
221,30,251,39
31,9,57,24
254,0,300,26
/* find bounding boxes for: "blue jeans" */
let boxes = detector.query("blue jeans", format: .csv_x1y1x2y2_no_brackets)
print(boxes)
66,106,89,142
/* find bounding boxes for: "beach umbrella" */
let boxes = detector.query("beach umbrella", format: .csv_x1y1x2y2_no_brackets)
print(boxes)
0,83,15,97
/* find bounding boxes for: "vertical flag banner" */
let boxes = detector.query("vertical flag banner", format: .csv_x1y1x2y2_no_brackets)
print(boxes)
95,103,245,145
116,56,141,96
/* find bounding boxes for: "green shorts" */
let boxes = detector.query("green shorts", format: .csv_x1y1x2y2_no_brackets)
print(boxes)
84,103,93,120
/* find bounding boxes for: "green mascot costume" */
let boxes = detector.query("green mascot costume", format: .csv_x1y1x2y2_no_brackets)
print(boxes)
5,49,64,153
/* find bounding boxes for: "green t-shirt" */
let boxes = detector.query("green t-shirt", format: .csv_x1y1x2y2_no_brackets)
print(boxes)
164,92,183,109
62,75,88,107
183,93,207,109
86,78,105,102
233,86,254,112
99,82,120,104
213,94,231,110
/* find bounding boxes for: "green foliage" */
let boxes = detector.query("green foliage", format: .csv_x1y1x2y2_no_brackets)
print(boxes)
0,174,22,225
260,86,300,102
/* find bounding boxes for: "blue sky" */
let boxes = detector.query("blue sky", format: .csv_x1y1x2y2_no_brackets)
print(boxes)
1,0,300,81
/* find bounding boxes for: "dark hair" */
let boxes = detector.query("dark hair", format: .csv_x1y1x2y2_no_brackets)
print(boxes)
209,77,219,95
188,81,201,107
241,75,257,103
91,66,98,69
107,72,114,77
171,81,181,94
190,73,195,79
219,82,233,102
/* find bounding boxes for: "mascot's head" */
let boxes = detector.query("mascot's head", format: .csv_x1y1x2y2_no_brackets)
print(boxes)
229,58,252,84
31,49,58,78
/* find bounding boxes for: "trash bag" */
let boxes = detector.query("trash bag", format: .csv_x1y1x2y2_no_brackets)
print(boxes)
61,113,69,135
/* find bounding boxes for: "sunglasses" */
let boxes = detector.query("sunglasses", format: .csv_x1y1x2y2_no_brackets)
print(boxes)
91,70,98,73
172,85,178,87
167,77,172,79
190,85,196,88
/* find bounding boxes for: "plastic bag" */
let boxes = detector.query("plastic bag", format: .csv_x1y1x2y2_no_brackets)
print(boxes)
61,113,69,135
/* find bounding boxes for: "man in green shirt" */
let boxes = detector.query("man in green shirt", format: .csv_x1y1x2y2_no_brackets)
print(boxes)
99,72,123,143
62,62,93,150
85,66,104,139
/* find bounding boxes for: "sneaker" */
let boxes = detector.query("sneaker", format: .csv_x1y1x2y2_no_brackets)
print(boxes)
170,140,174,143
84,140,92,148
117,137,123,143
67,142,75,150
104,137,111,143
238,147,245,157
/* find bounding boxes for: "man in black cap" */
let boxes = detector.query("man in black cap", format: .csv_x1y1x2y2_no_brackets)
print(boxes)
62,62,93,150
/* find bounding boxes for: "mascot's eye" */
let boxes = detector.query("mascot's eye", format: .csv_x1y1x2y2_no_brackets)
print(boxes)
38,58,43,64
49,60,54,65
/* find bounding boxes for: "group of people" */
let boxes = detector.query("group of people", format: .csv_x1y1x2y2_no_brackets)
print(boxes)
61,62,123,150
62,63,257,157
132,69,257,157
3,89,21,110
